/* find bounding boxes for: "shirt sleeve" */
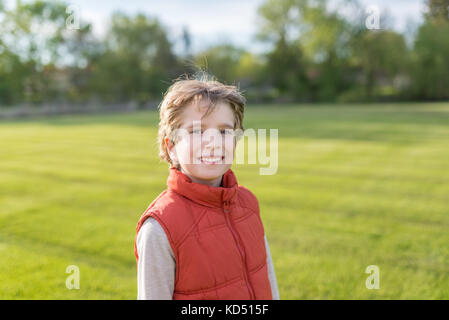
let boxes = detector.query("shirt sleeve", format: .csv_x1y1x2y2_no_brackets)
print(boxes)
136,217,176,300
264,234,280,300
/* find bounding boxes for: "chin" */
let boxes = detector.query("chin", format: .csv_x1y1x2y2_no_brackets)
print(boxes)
184,164,231,181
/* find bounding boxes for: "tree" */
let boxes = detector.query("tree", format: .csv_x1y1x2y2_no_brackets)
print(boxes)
351,30,409,99
297,1,357,101
88,12,180,104
426,0,449,23
404,0,449,100
194,44,246,85
256,0,308,101
0,1,68,103
0,0,97,104
181,26,192,57
410,20,449,100
256,0,361,101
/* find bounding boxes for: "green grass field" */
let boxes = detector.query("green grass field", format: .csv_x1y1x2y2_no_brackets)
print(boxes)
1,102,449,299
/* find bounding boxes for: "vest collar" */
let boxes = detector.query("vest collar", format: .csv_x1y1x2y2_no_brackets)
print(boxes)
167,167,238,208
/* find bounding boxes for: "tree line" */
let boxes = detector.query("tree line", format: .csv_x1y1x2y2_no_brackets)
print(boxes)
0,0,448,107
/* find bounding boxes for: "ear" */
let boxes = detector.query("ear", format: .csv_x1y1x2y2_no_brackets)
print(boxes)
165,137,178,162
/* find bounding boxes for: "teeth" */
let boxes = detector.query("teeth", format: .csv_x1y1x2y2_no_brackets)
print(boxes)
201,157,222,162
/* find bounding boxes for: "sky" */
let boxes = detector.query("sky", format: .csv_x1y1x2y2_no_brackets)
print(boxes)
4,0,426,54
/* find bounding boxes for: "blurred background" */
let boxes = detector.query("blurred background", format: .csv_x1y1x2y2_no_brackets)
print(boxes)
0,0,448,108
0,0,448,299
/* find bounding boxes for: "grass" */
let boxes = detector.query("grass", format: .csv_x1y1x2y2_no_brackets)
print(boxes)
1,102,449,299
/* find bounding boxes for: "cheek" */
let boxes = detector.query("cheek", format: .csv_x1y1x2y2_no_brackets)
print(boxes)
175,140,193,163
175,138,202,163
224,137,236,154
222,138,236,164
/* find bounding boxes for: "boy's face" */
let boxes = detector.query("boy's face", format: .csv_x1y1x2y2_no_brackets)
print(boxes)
166,99,237,187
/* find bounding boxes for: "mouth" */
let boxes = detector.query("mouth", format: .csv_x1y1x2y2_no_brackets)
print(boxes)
199,156,225,165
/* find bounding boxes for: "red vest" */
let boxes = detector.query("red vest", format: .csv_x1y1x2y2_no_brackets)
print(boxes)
134,167,272,300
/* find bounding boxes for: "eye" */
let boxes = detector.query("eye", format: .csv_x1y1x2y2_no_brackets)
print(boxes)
221,129,233,136
190,129,202,134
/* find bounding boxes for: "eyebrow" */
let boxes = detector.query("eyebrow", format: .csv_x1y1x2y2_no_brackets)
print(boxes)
183,122,234,129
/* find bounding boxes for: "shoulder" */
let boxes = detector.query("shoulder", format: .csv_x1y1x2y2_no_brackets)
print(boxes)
139,189,191,224
149,189,198,225
138,217,166,240
236,185,260,214
144,189,183,215
137,217,167,248
137,189,201,247
136,217,175,261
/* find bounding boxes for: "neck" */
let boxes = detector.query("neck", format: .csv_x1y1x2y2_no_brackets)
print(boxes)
181,170,223,188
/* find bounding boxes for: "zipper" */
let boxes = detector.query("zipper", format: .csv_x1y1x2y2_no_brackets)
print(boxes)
222,199,256,300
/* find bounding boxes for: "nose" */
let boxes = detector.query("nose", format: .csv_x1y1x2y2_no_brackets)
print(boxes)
202,129,223,155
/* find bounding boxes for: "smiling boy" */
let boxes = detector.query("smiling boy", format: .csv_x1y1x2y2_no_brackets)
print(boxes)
134,76,279,300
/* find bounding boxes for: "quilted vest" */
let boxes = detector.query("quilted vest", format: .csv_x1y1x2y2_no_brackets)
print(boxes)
134,167,272,300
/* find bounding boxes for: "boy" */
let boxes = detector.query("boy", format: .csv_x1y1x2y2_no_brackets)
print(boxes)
135,75,279,300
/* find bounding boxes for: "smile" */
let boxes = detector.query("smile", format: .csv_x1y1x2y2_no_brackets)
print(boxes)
200,156,224,164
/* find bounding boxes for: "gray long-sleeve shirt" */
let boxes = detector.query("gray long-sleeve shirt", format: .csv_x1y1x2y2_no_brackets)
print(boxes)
136,217,280,300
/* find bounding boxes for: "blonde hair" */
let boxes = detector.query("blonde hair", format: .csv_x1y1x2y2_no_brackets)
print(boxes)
157,74,246,169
